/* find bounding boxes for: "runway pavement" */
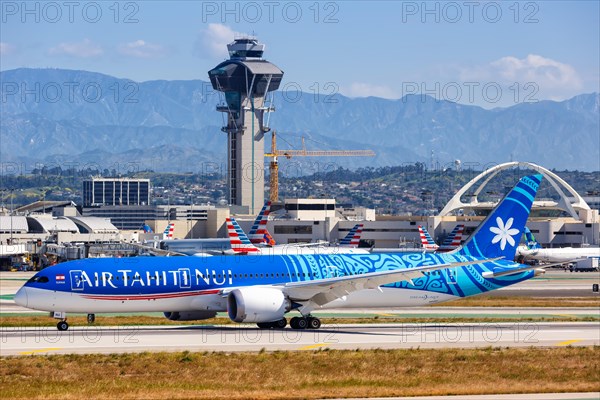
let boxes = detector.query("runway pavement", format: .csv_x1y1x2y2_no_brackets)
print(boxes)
1,322,598,356
1,270,599,356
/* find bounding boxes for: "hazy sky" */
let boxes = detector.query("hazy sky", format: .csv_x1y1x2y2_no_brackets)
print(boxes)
2,1,599,107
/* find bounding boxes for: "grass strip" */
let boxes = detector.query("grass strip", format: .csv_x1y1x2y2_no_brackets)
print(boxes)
0,314,598,328
431,296,600,307
1,347,598,399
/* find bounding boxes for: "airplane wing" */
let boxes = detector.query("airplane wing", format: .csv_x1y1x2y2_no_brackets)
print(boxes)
280,258,499,307
482,260,578,278
129,242,187,257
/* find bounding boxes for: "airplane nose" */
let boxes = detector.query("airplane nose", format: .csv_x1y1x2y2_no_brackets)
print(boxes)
14,287,28,308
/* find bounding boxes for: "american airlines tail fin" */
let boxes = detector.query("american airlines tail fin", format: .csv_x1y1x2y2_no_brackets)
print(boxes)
438,224,464,252
523,227,542,250
226,218,260,253
340,224,364,248
458,174,543,260
162,223,175,240
418,226,439,251
248,201,272,244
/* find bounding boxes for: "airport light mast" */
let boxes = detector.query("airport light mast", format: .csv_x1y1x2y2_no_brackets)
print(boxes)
208,36,283,214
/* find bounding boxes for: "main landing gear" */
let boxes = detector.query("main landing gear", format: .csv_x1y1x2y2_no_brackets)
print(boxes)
256,318,287,329
290,316,321,330
255,316,323,330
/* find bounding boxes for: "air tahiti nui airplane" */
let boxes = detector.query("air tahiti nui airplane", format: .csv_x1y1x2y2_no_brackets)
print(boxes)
15,175,544,331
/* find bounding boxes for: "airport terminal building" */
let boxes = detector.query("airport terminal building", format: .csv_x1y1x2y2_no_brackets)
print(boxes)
1,163,598,268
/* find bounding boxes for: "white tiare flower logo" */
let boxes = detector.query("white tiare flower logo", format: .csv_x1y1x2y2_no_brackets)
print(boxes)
489,217,519,250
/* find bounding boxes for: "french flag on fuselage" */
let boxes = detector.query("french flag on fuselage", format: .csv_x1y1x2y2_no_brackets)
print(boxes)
226,217,260,253
248,201,271,244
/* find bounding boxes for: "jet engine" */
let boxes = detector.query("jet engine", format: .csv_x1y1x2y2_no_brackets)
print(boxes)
163,311,218,321
227,287,290,323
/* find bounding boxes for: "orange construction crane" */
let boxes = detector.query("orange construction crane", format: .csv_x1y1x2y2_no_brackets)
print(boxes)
264,131,375,202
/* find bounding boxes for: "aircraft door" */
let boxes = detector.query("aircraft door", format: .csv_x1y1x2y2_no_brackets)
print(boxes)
70,270,85,291
444,268,457,285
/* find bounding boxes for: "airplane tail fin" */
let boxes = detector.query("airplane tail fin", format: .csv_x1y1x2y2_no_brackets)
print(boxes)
524,227,541,250
226,217,260,253
248,201,272,244
458,174,543,260
340,224,364,247
263,230,276,246
141,224,153,233
163,223,174,240
439,224,464,251
418,225,439,250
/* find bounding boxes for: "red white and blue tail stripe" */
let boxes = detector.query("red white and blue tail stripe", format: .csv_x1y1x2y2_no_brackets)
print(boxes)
438,224,464,252
340,224,363,247
418,225,439,251
248,201,272,244
163,223,175,240
226,218,260,253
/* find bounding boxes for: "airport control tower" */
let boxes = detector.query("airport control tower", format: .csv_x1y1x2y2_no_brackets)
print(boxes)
208,37,283,214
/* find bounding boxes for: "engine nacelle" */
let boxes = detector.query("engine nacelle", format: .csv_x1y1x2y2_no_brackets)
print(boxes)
163,311,217,321
227,287,290,323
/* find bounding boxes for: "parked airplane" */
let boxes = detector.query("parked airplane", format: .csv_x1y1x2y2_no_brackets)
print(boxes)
418,224,464,252
517,227,600,263
226,218,368,255
149,203,276,256
15,175,545,331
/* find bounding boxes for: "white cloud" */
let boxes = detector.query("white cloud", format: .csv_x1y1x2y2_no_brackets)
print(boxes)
117,40,167,58
459,54,583,100
341,82,398,99
48,38,103,58
0,42,15,56
490,55,582,90
196,23,240,59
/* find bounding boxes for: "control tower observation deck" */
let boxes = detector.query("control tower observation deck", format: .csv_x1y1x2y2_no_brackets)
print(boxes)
208,37,284,214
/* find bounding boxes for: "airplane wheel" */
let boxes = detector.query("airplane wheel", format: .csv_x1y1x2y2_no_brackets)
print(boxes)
296,317,308,330
87,314,95,324
57,321,69,331
308,317,321,329
274,318,287,329
257,322,271,329
290,317,300,329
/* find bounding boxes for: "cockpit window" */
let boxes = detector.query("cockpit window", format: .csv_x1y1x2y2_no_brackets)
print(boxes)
27,276,49,284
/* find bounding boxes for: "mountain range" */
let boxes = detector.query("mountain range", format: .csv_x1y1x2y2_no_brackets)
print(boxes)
1,68,598,172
